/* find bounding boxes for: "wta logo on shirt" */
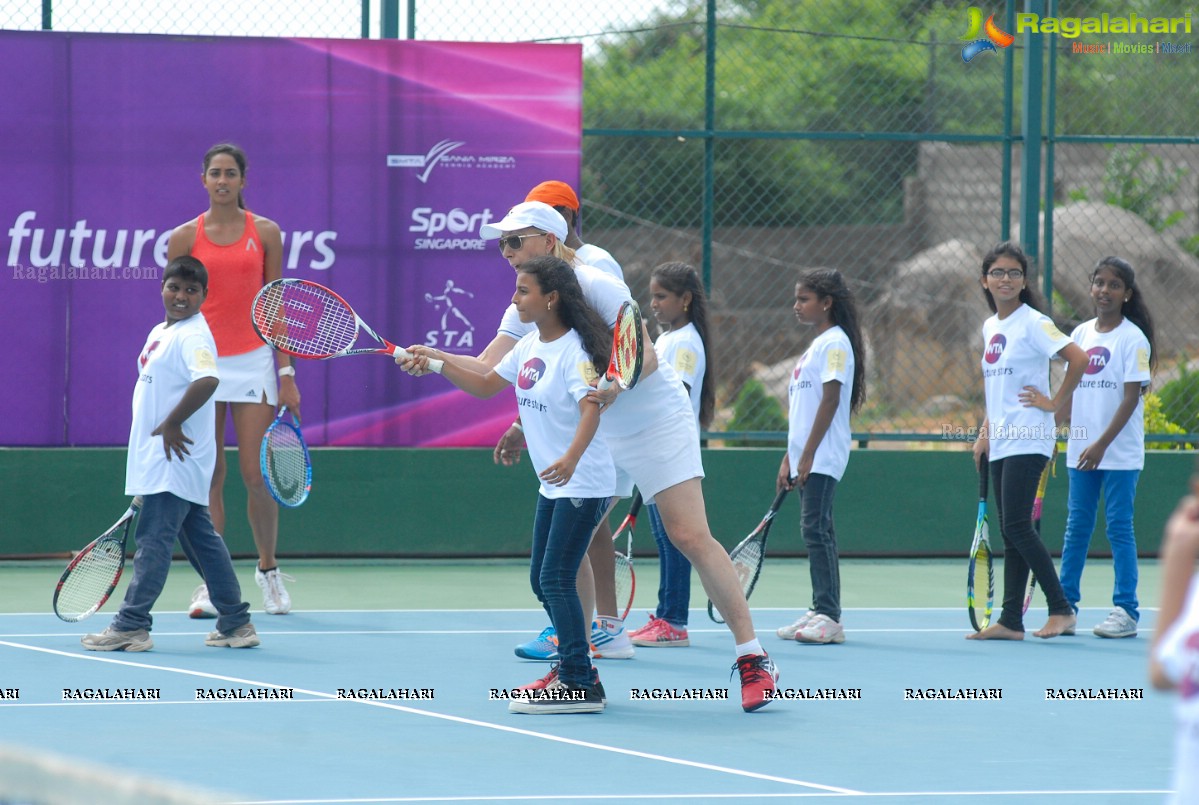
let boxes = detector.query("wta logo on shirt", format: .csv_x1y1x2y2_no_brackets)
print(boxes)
1085,347,1111,375
984,334,1006,364
518,357,546,390
139,340,161,369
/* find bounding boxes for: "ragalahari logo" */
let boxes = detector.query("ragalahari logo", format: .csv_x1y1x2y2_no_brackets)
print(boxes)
961,7,1015,62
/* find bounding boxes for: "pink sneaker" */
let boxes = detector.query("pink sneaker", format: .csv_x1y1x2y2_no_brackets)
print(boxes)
630,615,689,647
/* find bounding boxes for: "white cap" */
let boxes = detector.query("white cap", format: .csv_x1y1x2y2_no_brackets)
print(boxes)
479,201,568,241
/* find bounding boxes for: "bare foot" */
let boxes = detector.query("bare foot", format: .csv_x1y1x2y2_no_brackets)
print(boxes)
966,623,1024,640
1033,613,1077,639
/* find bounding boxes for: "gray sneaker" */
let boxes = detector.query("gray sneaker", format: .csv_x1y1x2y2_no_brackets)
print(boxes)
1093,607,1137,639
81,626,153,652
205,623,261,648
776,610,817,640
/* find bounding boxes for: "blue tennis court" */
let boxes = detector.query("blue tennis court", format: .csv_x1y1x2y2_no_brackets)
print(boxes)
0,558,1176,804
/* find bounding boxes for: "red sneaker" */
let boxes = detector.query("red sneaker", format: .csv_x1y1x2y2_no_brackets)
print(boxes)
734,653,779,712
630,615,689,647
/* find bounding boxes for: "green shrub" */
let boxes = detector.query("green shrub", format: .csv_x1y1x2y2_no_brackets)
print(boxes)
1144,392,1194,450
725,378,788,448
1157,364,1199,437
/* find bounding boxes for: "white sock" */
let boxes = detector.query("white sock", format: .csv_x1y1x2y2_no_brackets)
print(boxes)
735,639,764,658
598,616,623,632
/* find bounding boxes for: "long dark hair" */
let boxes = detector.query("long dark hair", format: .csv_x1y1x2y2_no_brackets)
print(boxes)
1093,255,1157,375
980,241,1045,314
797,268,866,413
518,256,611,374
202,143,248,210
651,262,715,428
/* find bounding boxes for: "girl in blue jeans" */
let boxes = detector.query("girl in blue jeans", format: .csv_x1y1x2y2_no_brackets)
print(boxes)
413,256,616,713
629,262,715,647
1057,257,1155,639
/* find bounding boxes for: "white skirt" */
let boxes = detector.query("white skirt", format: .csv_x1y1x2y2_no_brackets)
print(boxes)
603,413,704,504
213,345,278,405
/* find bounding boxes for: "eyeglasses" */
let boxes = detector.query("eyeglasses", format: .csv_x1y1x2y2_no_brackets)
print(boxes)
497,233,547,252
987,268,1024,280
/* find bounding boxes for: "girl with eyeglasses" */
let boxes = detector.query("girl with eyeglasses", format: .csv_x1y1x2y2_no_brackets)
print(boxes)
970,241,1088,641
1055,256,1155,639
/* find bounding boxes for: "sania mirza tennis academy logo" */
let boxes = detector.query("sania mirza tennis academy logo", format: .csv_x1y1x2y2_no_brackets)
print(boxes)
961,7,1014,62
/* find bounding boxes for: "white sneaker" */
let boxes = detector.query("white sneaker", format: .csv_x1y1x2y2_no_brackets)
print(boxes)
590,617,635,659
188,584,217,619
255,567,294,615
776,610,817,640
794,614,845,644
1093,606,1137,639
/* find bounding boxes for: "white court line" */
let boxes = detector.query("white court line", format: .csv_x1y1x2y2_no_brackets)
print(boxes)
0,606,1144,617
232,790,1171,804
0,639,860,797
0,627,1158,639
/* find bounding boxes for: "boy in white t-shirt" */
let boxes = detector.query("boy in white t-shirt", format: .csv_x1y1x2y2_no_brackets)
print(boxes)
1150,466,1199,803
82,256,258,652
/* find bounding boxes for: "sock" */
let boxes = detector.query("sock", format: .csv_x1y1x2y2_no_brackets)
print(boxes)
735,638,764,658
598,616,623,632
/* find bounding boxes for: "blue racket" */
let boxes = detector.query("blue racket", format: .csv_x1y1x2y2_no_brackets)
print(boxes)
260,406,311,508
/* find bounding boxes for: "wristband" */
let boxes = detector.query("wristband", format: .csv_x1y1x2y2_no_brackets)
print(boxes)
277,366,296,378
511,421,523,432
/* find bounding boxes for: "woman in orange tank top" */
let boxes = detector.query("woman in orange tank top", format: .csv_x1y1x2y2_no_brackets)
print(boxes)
167,143,298,617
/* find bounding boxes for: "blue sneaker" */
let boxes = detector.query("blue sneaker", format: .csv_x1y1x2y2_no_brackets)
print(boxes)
515,626,559,660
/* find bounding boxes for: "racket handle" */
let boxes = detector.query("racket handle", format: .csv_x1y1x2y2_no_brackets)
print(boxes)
597,375,614,391
391,346,444,375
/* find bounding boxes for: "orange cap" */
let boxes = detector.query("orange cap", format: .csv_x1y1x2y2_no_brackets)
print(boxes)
525,180,579,211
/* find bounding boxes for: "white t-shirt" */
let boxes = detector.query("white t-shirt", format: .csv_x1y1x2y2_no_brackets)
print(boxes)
497,263,691,438
1153,579,1199,804
126,314,220,506
787,325,854,482
575,243,623,280
495,329,615,499
981,304,1072,461
1067,318,1151,471
654,322,706,424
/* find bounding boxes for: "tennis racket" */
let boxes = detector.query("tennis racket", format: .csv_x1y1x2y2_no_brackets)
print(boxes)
597,300,644,391
1023,444,1059,613
53,500,141,623
251,279,444,371
708,484,792,624
612,492,642,621
968,458,994,632
261,406,312,508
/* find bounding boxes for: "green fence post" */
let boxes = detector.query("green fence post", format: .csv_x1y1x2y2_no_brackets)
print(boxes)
1019,0,1045,276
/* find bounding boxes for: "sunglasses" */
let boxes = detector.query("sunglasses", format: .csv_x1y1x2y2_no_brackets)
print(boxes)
497,233,547,252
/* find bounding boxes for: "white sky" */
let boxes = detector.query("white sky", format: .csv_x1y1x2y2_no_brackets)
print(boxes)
8,0,673,54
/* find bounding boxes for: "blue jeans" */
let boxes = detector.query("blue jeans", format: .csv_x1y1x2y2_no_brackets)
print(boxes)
800,473,841,622
647,503,691,626
112,492,250,635
1059,468,1140,621
991,455,1073,630
530,495,607,687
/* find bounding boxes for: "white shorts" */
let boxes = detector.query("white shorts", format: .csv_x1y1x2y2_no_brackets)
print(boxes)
603,413,704,504
213,345,278,405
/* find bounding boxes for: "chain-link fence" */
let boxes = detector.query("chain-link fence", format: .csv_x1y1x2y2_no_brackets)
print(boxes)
7,0,1198,446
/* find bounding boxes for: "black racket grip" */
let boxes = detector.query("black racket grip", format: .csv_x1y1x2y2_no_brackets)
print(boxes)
978,455,989,501
627,492,644,519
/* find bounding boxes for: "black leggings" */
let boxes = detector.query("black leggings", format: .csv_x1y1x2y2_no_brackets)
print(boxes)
992,454,1073,630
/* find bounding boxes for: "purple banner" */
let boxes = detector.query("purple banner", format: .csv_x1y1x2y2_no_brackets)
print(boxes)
0,31,581,446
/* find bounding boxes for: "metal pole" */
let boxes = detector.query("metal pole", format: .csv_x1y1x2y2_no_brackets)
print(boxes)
701,0,716,294
1042,0,1057,313
1019,0,1045,270
1000,0,1016,241
381,0,400,39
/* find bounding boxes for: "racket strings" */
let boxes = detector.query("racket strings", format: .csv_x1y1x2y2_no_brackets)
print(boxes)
264,427,309,506
613,309,639,385
613,554,634,615
730,541,763,594
255,284,359,357
57,540,124,619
